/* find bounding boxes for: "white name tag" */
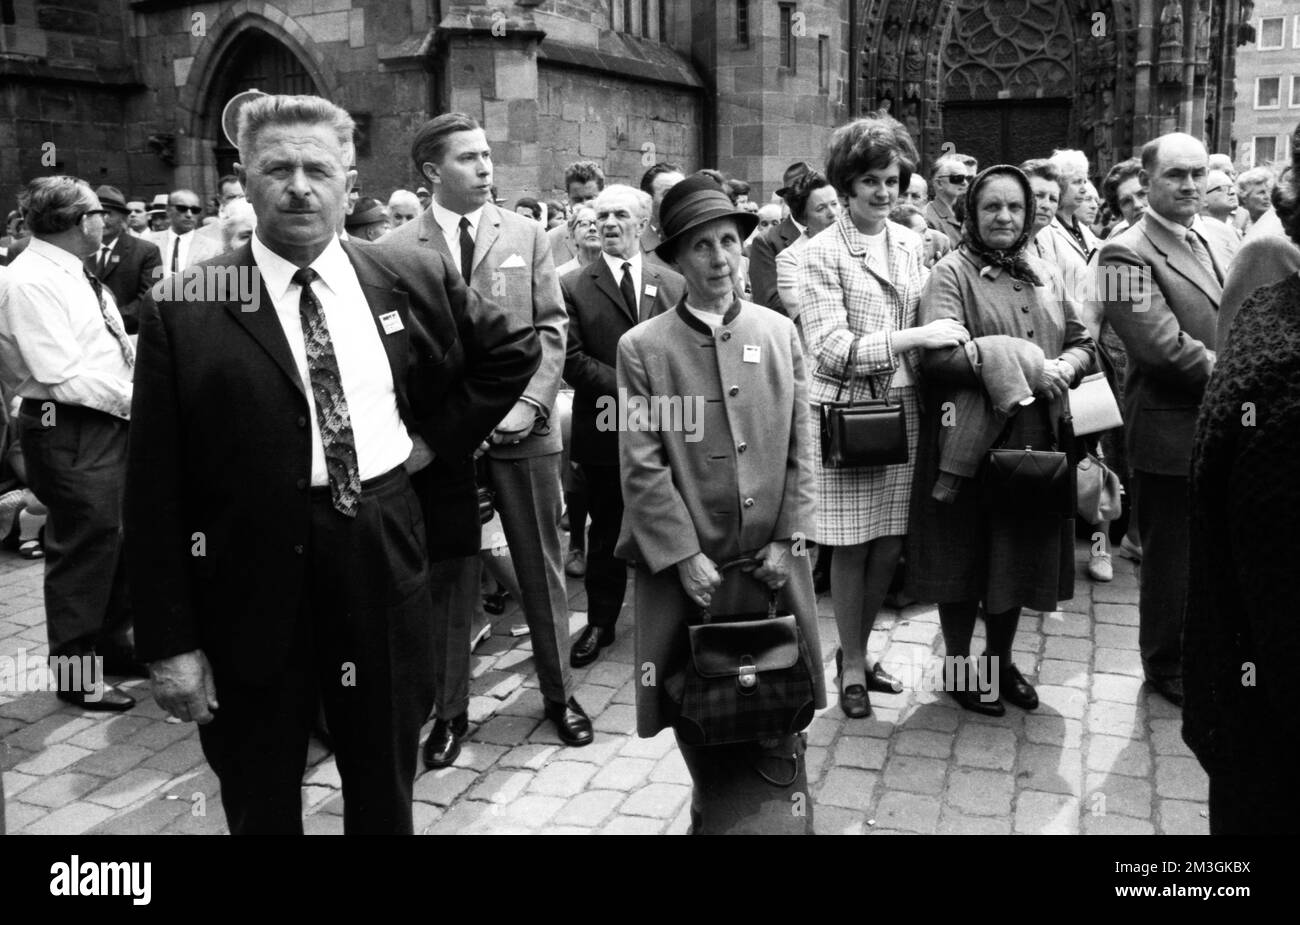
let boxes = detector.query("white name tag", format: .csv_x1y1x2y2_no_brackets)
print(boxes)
743,344,760,363
644,284,657,297
379,311,404,334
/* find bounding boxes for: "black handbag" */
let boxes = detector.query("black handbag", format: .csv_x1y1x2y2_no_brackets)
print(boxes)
676,559,817,748
983,400,1074,517
818,339,907,468
474,457,495,525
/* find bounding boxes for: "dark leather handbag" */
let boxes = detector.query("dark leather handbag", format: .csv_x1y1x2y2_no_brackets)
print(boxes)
983,400,1074,517
819,339,907,468
676,559,817,748
474,457,495,525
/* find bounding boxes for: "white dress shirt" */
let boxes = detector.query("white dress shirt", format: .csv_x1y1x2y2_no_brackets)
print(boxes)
430,199,484,277
251,235,412,486
601,250,643,311
158,229,196,277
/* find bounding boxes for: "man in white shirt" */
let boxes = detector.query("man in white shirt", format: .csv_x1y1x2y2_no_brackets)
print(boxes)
147,189,223,276
0,176,138,711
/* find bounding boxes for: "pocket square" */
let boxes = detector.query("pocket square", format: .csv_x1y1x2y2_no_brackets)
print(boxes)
499,253,527,269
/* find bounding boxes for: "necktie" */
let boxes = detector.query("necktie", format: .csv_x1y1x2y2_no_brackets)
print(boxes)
83,269,134,369
293,267,361,517
97,243,111,277
620,261,638,319
1185,229,1222,286
458,216,474,284
170,235,180,275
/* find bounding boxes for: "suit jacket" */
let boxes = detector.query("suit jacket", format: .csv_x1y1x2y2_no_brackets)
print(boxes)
125,240,539,683
1099,213,1239,476
561,256,685,466
747,216,800,313
146,229,224,273
546,222,575,267
382,201,567,459
924,198,963,247
85,233,161,334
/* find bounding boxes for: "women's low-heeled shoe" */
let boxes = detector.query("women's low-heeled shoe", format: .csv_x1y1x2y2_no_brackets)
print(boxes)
998,664,1039,710
947,687,1005,717
867,663,903,694
840,683,872,718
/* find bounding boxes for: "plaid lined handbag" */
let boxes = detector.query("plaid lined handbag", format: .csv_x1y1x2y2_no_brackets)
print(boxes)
675,559,817,747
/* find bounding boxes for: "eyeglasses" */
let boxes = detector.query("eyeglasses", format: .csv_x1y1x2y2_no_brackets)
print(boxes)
171,205,203,214
1205,185,1233,195
939,175,971,185
78,209,107,221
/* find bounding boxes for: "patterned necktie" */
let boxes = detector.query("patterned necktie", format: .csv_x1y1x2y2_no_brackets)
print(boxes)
620,261,638,319
170,235,180,275
1185,229,1222,286
293,267,361,517
83,269,134,368
458,216,474,283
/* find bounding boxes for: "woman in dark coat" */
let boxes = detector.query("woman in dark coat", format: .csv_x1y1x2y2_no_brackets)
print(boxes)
906,165,1095,715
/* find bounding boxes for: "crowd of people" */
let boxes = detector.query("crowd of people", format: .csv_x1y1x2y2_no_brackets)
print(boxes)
1,90,1297,835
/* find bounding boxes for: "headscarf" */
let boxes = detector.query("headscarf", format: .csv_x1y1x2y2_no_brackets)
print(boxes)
959,164,1044,286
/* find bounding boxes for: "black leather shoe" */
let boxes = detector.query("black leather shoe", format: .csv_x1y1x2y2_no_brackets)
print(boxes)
866,663,903,694
998,663,1039,710
57,685,136,712
422,714,469,770
835,649,872,718
569,625,614,668
544,697,594,747
1147,676,1184,707
946,658,1004,716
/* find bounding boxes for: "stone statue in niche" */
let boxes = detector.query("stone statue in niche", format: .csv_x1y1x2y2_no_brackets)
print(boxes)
878,23,901,82
903,99,921,140
904,30,925,81
1159,0,1184,83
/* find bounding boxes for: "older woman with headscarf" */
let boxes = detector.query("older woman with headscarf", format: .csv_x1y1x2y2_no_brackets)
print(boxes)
616,173,825,834
906,164,1095,716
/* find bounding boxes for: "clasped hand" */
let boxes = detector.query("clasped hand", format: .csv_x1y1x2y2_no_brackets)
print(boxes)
1035,358,1073,400
491,400,537,445
150,649,219,724
676,542,794,608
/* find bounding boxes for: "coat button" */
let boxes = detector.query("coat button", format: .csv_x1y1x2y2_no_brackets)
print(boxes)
1021,306,1030,313
293,544,304,555
297,415,307,428
721,331,732,341
1013,283,1023,291
1027,330,1034,337
737,442,747,453
296,478,307,490
729,386,739,396
743,497,755,508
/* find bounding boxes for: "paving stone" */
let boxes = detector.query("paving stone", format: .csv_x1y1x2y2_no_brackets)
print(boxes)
620,782,690,818
901,704,960,733
832,734,887,770
140,737,206,775
1040,610,1091,637
1094,624,1139,649
475,714,540,746
837,713,897,738
589,756,654,791
495,794,567,829
892,729,953,759
883,754,947,795
543,825,596,835
1094,647,1144,677
412,801,443,834
470,670,525,700
12,742,92,776
619,730,676,760
16,771,103,808
945,766,1014,816
1036,658,1088,688
816,767,877,812
20,800,117,835
1084,814,1155,835
1143,689,1182,719
84,767,172,809
3,800,48,833
814,806,867,835
1092,672,1144,704
600,814,668,835
413,768,477,806
1086,734,1152,777
591,703,636,735
805,714,841,747
72,743,154,777
1085,772,1152,820
1148,719,1193,756
610,679,638,705
451,742,508,772
0,770,38,797
571,682,617,716
553,789,625,827
1016,744,1083,796
497,744,561,770
91,796,192,835
1092,586,1139,605
557,734,627,765
891,620,939,645
1034,684,1088,719
1158,799,1210,835
805,745,828,782
467,695,504,724
873,790,941,834
426,801,497,835
1014,790,1080,834
954,724,1017,770
468,769,533,804
62,715,153,750
127,719,196,750
938,809,1012,834
304,759,341,788
648,752,692,788
528,760,597,798
1043,636,1093,663
1154,755,1208,801
1087,700,1143,739
6,714,95,752
1093,602,1140,625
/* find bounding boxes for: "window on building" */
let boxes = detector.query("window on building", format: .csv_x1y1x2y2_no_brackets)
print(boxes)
1254,136,1279,166
1256,77,1281,108
779,3,796,70
1258,17,1284,49
736,0,749,47
1292,75,1300,108
818,35,829,91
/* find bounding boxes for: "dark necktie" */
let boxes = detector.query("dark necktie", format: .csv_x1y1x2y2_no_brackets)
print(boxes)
620,261,638,318
170,235,180,275
293,267,361,517
458,216,474,284
1186,229,1222,286
97,243,111,277
83,268,134,368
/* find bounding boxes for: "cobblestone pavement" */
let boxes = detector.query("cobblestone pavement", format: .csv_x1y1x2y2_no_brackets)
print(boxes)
0,540,1209,835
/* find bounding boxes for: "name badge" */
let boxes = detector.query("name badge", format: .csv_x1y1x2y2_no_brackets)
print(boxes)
379,311,404,334
644,284,657,297
743,344,760,363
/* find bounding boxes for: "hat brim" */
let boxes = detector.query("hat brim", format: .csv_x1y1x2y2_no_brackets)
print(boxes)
654,207,760,263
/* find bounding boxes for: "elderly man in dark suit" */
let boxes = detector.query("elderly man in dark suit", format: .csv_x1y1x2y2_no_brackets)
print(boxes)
125,94,538,834
382,112,594,770
1098,132,1239,707
747,161,814,314
561,184,685,667
84,185,161,335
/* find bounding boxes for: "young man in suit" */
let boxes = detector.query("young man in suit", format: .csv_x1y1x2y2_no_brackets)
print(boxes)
146,189,223,277
125,94,539,834
747,161,814,313
1098,132,1239,708
84,185,161,334
561,185,685,667
382,113,594,769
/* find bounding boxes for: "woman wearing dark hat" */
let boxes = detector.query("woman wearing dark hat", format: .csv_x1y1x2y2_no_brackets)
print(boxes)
906,164,1095,715
798,115,969,719
615,172,825,834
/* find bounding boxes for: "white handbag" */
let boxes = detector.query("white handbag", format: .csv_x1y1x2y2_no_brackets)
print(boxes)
1069,371,1123,436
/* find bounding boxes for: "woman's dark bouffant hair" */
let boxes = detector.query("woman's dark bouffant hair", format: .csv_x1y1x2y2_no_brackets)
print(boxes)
785,169,831,224
824,113,917,199
1279,123,1300,247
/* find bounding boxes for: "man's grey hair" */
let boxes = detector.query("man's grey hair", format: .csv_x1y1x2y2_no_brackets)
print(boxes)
237,94,356,166
17,175,94,235
931,155,967,181
592,184,652,221
388,189,420,210
1236,165,1276,195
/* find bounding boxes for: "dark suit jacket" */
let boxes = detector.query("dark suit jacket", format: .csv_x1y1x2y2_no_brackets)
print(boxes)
125,241,539,682
1099,213,1239,476
561,256,685,466
85,233,161,334
747,216,800,313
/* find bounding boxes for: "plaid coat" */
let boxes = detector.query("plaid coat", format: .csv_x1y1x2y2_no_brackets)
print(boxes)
797,215,928,544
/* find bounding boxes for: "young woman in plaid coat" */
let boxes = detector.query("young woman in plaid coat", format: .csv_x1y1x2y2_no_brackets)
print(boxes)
797,116,970,718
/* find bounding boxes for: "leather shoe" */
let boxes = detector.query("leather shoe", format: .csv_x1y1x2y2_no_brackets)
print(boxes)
57,684,136,712
946,658,1004,716
998,663,1039,710
835,648,872,718
1147,676,1184,707
569,625,614,667
866,663,903,694
422,714,469,770
544,697,594,747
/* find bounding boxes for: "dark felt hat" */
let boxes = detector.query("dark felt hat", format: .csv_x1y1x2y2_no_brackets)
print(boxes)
345,197,387,229
775,161,816,199
653,173,759,263
95,185,129,214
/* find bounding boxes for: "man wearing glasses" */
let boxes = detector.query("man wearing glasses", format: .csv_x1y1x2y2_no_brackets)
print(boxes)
1200,169,1242,237
924,155,970,247
0,177,138,710
146,189,222,278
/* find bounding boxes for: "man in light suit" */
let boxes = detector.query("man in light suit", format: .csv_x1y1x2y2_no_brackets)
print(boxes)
1098,132,1239,708
146,189,223,277
125,94,539,834
561,184,685,666
382,112,594,769
84,185,161,334
747,161,812,313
